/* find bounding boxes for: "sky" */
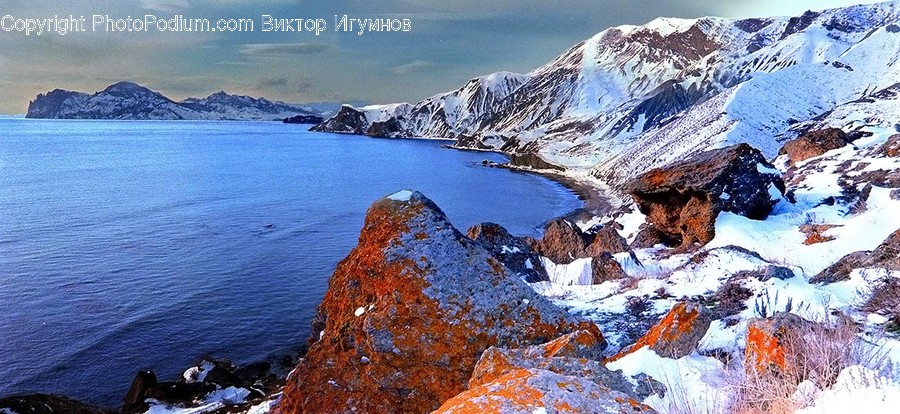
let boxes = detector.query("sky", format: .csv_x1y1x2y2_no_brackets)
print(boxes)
0,0,888,114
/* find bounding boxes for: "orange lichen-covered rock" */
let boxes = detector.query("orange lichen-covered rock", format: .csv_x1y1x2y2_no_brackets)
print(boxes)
608,301,713,361
468,330,660,401
434,368,657,414
745,312,807,374
277,190,598,414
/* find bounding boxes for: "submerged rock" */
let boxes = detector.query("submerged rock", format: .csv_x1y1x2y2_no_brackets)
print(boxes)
623,143,784,247
277,190,600,414
467,222,549,283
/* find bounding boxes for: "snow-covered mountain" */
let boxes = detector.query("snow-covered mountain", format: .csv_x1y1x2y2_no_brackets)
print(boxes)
26,82,325,121
314,1,900,184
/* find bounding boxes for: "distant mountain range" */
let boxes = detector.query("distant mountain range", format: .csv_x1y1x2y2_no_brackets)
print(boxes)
314,1,900,185
26,82,332,122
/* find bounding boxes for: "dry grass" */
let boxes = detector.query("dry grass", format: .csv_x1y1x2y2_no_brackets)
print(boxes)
726,315,887,414
862,277,900,332
665,315,887,414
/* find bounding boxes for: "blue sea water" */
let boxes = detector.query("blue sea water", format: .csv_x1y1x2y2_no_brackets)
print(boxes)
0,119,581,407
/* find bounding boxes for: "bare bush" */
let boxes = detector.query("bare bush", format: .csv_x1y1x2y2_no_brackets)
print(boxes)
726,315,887,414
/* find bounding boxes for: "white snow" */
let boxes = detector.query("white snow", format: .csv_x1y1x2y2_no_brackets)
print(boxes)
387,190,414,201
796,365,900,413
182,360,215,384
1,409,19,414
500,245,521,254
541,257,593,286
757,162,782,176
144,387,251,414
354,306,366,317
607,347,730,412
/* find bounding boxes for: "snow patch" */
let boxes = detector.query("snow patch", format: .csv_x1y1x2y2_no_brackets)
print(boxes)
796,365,900,413
354,307,366,317
387,190,414,201
542,257,593,286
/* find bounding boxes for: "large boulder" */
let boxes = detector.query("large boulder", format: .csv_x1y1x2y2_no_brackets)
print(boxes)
530,219,629,265
781,128,851,163
433,368,657,414
591,252,628,284
609,301,713,361
467,222,549,283
530,218,593,264
277,190,600,414
811,229,900,284
745,312,810,375
623,143,785,247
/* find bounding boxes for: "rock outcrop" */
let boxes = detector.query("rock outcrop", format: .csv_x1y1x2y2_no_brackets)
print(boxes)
467,222,549,283
745,312,809,374
283,114,325,124
811,229,900,284
310,105,369,134
530,219,629,264
436,330,657,413
433,368,657,414
0,394,105,414
781,128,851,163
278,190,600,414
609,301,713,361
623,143,785,247
591,252,628,284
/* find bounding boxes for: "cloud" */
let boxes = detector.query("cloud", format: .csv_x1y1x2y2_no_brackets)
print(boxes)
140,0,190,12
254,77,316,94
239,43,332,56
389,60,443,74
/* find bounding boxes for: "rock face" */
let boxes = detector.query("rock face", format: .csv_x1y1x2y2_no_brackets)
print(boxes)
278,191,600,414
745,312,808,374
609,301,713,360
437,330,657,414
591,252,628,284
26,82,323,121
433,368,657,414
781,128,851,163
530,219,629,264
530,218,593,264
467,222,549,283
811,229,900,284
623,143,785,247
310,105,369,134
0,394,105,414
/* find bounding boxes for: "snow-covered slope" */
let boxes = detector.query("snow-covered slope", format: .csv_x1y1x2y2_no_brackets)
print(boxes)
26,82,324,121
315,1,900,184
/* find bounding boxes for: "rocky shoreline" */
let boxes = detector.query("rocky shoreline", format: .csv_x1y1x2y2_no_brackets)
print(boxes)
3,129,900,413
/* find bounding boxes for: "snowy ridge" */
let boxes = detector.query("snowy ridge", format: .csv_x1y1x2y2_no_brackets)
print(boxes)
315,1,900,188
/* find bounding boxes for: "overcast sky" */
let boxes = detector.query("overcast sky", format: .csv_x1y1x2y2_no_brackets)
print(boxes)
0,0,885,114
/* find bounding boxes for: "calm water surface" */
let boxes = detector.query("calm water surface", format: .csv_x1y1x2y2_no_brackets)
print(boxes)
0,119,580,407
